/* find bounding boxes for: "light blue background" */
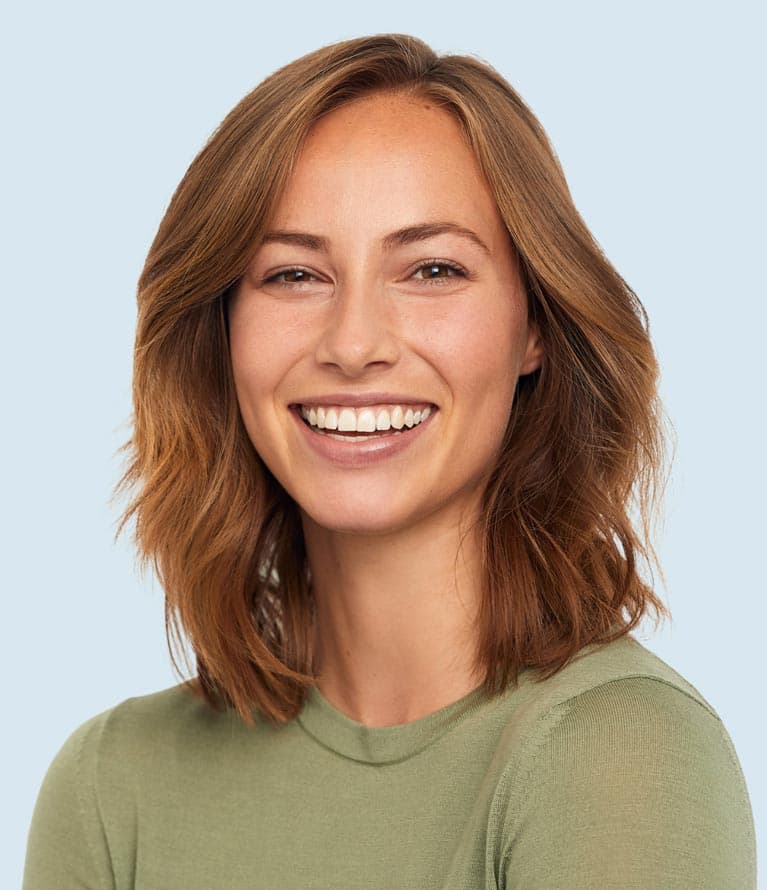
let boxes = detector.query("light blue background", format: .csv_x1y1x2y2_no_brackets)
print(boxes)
3,1,764,886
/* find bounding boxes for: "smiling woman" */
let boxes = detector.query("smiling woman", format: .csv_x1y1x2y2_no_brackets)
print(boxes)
227,93,540,534
23,33,756,890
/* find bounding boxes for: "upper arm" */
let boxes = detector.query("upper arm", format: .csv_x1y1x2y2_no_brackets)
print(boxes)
500,678,756,889
23,713,116,890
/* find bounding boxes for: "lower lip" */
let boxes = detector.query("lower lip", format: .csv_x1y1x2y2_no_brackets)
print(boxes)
290,406,436,468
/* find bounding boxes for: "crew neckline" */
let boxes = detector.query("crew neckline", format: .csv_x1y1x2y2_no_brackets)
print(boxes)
296,682,492,764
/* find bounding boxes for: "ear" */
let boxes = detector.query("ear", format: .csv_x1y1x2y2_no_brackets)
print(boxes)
519,322,544,377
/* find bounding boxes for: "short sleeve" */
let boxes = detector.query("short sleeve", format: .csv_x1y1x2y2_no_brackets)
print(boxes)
500,677,757,889
23,712,116,890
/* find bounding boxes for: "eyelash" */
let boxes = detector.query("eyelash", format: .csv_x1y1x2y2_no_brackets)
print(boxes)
262,259,468,288
412,260,468,283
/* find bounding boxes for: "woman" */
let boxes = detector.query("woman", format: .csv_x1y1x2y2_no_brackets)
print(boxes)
24,33,756,889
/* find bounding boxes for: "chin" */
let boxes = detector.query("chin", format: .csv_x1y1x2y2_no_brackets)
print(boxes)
299,500,423,538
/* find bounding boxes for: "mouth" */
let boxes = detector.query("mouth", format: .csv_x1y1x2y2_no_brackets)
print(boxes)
291,402,437,441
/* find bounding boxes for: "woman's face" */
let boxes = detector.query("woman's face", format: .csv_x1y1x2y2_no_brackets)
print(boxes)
228,92,543,537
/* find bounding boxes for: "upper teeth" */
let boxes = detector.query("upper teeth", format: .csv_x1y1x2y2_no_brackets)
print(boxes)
299,404,433,432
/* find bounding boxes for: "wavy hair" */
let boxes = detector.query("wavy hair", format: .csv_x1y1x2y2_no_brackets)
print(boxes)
115,33,673,725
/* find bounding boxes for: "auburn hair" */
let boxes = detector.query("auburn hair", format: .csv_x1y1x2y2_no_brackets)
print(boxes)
115,33,673,726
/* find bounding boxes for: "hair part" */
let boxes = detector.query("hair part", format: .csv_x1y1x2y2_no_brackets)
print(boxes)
114,33,673,726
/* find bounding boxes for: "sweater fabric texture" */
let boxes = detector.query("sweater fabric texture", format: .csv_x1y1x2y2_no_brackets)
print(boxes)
23,635,757,888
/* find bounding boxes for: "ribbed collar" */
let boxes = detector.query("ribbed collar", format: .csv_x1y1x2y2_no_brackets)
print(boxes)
296,682,491,765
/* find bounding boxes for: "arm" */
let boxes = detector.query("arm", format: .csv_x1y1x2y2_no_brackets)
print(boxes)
23,712,116,890
501,677,756,889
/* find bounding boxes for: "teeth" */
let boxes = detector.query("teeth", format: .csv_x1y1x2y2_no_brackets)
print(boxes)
356,408,376,432
299,403,433,433
375,408,391,431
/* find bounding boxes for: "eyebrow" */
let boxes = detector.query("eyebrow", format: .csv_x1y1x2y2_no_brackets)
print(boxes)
259,221,491,256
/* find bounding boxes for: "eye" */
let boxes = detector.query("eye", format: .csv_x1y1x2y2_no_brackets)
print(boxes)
262,267,319,286
412,260,467,283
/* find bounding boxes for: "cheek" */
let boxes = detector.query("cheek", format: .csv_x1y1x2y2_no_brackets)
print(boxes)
228,303,307,408
228,318,295,468
419,296,522,398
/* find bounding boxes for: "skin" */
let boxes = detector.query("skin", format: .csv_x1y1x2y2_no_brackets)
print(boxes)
228,91,543,726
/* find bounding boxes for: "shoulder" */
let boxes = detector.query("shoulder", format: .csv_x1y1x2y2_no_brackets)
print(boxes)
517,633,719,720
55,683,209,751
24,685,245,888
499,634,755,822
51,682,256,782
491,638,757,888
33,681,261,828
491,634,723,775
30,686,202,806
35,681,294,818
512,673,748,812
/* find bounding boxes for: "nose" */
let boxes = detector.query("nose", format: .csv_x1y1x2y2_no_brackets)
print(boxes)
314,278,400,377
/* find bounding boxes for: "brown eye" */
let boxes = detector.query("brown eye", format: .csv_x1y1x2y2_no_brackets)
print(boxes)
413,261,466,281
263,268,318,286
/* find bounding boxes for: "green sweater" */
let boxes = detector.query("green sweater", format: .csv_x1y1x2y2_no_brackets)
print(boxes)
24,635,756,888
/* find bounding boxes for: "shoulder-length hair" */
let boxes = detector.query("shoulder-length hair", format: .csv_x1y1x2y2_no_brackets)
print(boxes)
115,33,672,726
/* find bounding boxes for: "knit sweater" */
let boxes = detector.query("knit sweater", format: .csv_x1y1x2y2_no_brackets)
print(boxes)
23,635,757,888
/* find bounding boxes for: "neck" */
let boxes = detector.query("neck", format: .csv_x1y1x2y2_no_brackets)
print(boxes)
302,505,485,727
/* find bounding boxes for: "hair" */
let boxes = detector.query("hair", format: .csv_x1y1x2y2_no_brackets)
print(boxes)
115,33,673,726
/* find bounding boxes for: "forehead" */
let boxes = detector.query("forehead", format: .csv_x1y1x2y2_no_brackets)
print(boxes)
268,93,506,245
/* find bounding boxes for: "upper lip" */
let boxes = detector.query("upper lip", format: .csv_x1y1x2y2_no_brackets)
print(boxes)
292,393,436,408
